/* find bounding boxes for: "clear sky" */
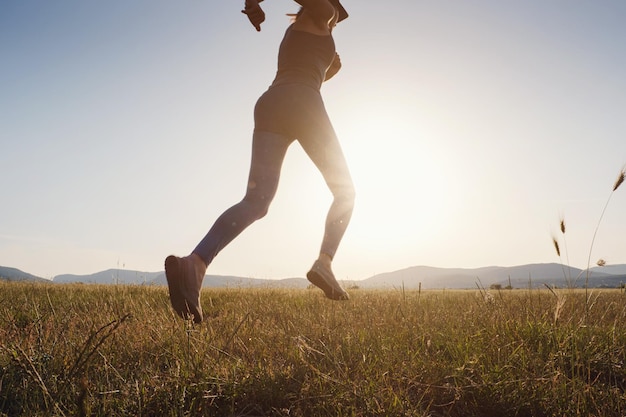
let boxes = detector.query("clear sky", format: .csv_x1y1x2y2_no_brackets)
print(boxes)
2,0,625,280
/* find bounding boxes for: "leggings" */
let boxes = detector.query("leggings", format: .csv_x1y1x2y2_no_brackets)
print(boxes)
193,83,355,266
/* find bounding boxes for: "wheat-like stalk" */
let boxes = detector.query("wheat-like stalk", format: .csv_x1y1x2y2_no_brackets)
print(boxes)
612,169,625,192
587,168,626,278
558,215,572,285
583,167,626,318
554,168,624,292
552,237,561,257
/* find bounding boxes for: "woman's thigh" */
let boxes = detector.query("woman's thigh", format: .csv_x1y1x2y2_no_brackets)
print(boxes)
244,130,293,204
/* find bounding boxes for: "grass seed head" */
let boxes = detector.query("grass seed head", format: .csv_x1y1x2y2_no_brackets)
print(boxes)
552,237,561,257
596,258,606,267
613,169,625,192
560,219,566,234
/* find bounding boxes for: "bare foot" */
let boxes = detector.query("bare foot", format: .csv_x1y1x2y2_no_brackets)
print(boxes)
306,259,349,301
164,254,206,323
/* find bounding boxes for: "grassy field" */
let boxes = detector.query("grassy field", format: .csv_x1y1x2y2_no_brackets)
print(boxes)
1,282,625,416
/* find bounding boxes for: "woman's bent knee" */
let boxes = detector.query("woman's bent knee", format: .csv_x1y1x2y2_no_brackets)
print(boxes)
334,185,355,211
335,183,355,203
242,197,271,221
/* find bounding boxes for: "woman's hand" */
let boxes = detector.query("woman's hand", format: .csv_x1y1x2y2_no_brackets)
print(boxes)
241,0,265,32
324,53,342,81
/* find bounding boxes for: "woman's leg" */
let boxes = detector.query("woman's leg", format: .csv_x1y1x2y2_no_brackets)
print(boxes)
192,131,292,266
299,129,355,262
298,123,355,300
165,131,291,323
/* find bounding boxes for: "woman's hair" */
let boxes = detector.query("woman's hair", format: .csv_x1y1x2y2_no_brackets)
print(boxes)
287,6,305,22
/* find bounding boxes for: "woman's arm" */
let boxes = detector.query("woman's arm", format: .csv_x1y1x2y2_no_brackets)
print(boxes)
242,0,335,32
242,0,266,31
324,52,342,81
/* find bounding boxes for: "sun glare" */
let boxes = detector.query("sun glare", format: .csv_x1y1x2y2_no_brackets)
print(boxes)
338,105,456,249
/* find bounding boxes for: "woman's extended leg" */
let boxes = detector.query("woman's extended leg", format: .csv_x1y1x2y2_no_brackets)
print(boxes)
165,131,291,322
193,131,292,265
300,131,355,261
299,127,355,300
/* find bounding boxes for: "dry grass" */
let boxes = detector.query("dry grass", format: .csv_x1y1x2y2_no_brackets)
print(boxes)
1,282,625,416
553,167,625,290
586,167,626,276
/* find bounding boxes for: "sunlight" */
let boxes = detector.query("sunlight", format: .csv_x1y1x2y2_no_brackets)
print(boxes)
338,104,457,248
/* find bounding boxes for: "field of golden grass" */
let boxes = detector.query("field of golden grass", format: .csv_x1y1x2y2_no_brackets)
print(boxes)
1,282,625,416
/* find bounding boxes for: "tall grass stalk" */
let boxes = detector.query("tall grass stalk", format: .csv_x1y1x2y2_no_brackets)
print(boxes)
557,216,573,287
584,168,625,313
552,167,624,292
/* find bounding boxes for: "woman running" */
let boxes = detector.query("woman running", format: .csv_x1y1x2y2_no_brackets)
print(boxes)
165,0,354,323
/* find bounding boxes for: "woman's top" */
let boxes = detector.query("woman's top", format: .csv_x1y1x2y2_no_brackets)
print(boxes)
269,25,335,91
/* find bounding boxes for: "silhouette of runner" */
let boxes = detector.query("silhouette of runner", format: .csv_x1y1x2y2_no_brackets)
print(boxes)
165,0,353,323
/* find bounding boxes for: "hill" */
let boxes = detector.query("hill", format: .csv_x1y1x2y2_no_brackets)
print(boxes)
54,269,163,285
590,264,626,275
0,266,48,282
360,263,626,289
54,268,310,289
150,271,309,289
4,262,626,289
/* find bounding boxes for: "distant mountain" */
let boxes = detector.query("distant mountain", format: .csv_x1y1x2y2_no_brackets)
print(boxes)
6,263,626,289
54,269,163,285
150,271,309,289
590,264,626,275
51,263,626,289
359,263,626,289
0,266,48,282
54,268,311,289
